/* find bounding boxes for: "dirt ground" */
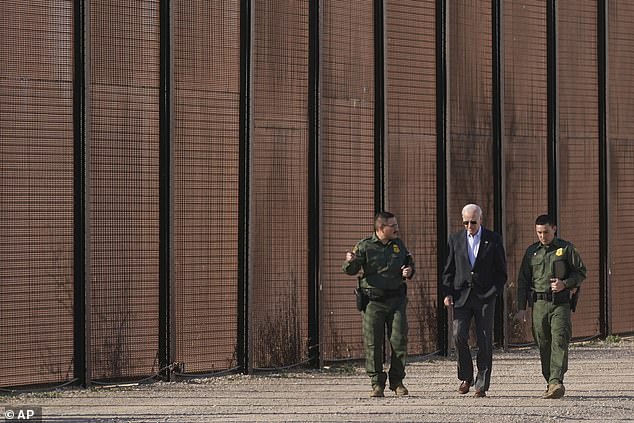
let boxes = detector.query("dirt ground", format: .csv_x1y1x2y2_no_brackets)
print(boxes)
2,337,633,423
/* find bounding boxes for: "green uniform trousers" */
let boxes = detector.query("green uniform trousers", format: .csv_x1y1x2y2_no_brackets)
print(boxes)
362,296,408,388
532,299,571,385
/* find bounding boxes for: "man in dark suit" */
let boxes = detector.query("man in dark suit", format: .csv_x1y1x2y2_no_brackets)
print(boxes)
442,204,507,398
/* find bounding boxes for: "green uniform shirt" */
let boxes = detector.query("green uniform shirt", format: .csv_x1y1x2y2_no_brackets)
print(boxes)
517,238,586,310
342,233,414,291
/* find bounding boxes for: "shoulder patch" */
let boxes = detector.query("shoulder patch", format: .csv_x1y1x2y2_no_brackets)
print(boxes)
393,244,400,254
556,248,564,256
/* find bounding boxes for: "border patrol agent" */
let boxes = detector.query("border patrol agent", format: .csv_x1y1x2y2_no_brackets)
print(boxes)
516,214,586,399
342,211,415,398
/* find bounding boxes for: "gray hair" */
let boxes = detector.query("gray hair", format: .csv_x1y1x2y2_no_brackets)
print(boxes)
462,203,482,218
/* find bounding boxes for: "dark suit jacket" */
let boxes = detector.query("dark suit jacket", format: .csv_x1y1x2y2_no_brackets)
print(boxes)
442,227,507,308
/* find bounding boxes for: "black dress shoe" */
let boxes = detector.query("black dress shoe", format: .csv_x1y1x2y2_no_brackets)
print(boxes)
459,380,472,394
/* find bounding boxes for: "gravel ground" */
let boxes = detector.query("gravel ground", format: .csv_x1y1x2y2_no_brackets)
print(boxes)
2,338,633,422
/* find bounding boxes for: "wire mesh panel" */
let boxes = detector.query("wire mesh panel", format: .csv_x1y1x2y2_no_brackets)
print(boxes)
447,0,494,222
608,2,634,335
88,0,160,380
320,1,375,360
250,0,309,369
384,0,438,355
557,0,600,338
0,0,74,387
503,0,549,345
172,1,240,374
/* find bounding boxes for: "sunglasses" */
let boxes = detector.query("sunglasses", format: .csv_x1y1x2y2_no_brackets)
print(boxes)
462,220,478,226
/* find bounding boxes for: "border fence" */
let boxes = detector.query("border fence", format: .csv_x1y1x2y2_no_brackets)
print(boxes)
1,0,633,389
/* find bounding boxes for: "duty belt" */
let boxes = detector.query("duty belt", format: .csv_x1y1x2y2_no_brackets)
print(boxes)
533,292,552,301
363,286,405,302
533,290,570,306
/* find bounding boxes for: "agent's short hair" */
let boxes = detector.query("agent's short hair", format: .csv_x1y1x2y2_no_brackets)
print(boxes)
535,214,556,226
375,211,395,229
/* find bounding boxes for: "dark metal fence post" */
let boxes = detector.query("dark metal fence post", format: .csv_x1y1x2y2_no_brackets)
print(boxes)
308,0,321,368
492,0,506,348
598,0,609,337
374,0,385,213
238,0,252,374
436,0,449,356
158,0,173,380
547,0,558,221
73,0,88,388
